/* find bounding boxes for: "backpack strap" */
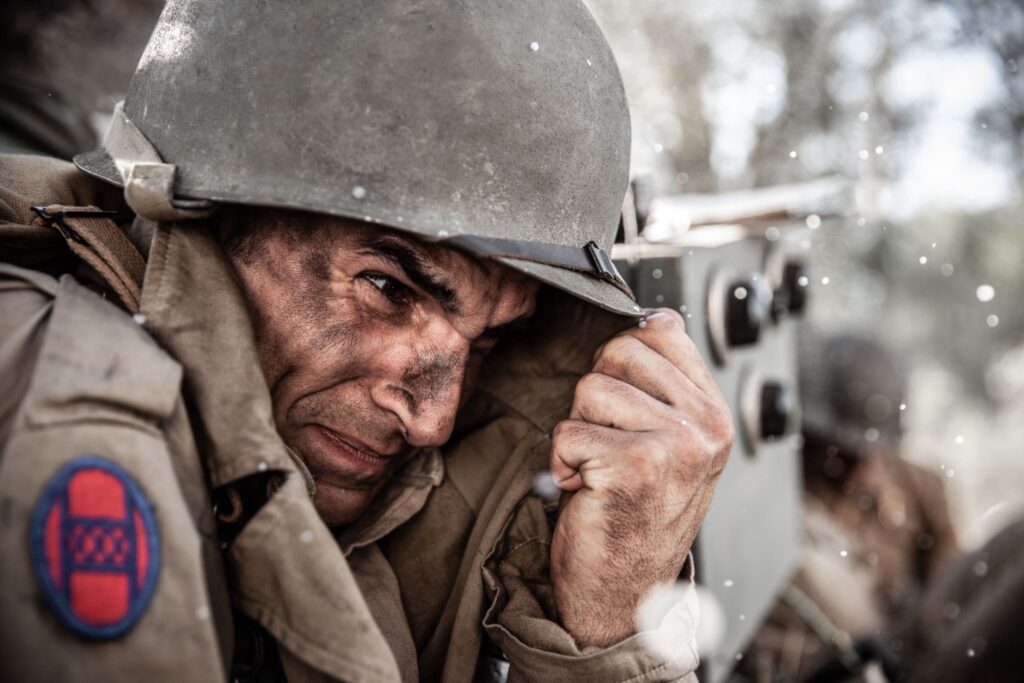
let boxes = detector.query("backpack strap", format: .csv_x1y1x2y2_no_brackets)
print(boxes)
30,204,145,313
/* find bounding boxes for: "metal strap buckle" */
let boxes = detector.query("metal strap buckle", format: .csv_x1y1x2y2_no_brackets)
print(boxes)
584,240,621,284
31,206,123,244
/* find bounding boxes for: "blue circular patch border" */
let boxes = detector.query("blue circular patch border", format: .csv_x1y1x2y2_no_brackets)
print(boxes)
29,455,162,640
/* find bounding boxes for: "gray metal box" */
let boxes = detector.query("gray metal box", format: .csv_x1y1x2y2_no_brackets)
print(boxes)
614,233,804,683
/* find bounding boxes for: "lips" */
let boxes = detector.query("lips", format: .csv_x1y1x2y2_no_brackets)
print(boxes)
309,424,395,481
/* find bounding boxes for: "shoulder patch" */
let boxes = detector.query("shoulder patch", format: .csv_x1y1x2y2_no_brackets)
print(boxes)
30,456,161,639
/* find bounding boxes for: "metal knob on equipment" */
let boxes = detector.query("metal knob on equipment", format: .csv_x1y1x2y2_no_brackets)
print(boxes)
726,279,768,347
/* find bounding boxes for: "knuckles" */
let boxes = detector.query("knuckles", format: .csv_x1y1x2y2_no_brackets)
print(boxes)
572,371,606,408
550,418,576,446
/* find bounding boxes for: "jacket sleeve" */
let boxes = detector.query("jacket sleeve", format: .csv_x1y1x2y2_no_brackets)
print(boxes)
482,494,700,682
0,267,227,682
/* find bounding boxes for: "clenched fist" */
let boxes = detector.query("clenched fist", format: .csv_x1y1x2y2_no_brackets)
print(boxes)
549,309,734,648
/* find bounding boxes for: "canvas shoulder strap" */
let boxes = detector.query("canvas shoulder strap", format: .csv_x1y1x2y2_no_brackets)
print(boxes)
24,205,145,313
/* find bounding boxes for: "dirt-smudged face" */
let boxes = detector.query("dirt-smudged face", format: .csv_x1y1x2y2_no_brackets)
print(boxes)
226,210,539,525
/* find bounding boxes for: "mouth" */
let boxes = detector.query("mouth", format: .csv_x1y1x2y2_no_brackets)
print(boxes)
307,424,396,482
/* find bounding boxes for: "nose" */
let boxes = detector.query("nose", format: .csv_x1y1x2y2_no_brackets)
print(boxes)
373,327,470,448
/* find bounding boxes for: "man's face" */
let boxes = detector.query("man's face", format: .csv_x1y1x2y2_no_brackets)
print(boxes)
227,210,539,525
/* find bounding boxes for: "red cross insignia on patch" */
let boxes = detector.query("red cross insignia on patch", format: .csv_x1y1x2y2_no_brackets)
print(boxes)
30,456,161,639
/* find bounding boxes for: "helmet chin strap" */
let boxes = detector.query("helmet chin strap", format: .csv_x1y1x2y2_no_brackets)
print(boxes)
446,234,633,298
104,102,214,222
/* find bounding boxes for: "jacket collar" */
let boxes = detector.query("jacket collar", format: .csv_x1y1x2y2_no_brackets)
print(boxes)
135,219,439,680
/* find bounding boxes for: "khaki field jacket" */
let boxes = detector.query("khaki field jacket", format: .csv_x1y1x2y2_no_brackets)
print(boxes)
0,154,699,682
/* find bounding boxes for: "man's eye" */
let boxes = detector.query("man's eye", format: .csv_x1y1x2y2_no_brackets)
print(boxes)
362,273,412,305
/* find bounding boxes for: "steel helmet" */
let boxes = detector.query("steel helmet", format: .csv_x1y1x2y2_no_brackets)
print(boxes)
800,331,907,456
74,0,639,315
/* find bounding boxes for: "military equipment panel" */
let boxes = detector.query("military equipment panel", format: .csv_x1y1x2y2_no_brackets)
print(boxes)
613,180,845,682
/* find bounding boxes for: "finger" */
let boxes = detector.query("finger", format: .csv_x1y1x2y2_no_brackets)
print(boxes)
569,371,682,431
550,419,644,492
603,309,721,399
592,333,703,408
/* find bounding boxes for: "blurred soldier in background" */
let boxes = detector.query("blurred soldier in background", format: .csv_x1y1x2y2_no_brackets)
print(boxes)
738,333,959,682
0,0,163,159
0,1,733,681
0,1,99,157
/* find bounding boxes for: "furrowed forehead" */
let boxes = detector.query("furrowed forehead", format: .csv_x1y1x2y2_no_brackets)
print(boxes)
352,229,538,320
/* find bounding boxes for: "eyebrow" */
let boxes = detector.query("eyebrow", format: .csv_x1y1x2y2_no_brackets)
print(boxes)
356,234,461,314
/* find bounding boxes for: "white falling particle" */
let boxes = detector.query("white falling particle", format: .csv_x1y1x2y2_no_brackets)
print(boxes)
976,285,995,302
765,226,781,241
967,648,976,658
739,614,746,621
529,41,540,52
797,275,809,287
723,579,734,587
734,287,748,300
653,143,664,153
859,111,869,122
532,471,560,500
437,229,450,238
941,263,955,276
900,402,907,411
955,435,964,445
635,581,706,661
805,214,822,229
875,145,884,155
789,150,798,159
919,256,928,265
351,185,367,200
946,468,955,478
857,217,867,226
840,549,848,557
132,313,147,325
859,150,870,160
196,605,211,621
300,529,314,544
987,315,1000,328
821,276,830,285
586,58,592,66
973,561,989,577
257,462,268,472
652,268,663,280
931,242,937,248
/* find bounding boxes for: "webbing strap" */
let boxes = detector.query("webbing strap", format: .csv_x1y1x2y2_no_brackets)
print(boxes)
102,102,213,222
31,205,145,313
445,234,633,297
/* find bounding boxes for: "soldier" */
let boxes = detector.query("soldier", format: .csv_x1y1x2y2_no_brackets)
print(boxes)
739,333,958,682
0,1,99,158
0,2,733,681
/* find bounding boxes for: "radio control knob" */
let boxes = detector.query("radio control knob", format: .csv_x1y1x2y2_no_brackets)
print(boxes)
726,279,767,347
760,381,793,439
773,260,809,319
